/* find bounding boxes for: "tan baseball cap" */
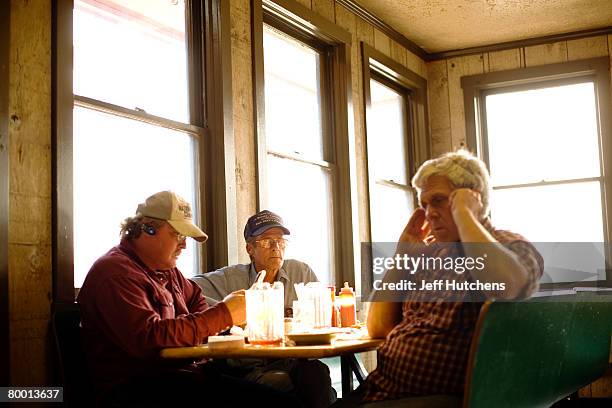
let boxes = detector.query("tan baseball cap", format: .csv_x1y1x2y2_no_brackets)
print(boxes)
136,191,208,243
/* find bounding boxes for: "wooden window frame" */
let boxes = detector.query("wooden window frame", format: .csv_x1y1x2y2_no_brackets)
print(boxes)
252,0,358,287
360,43,430,294
52,0,237,304
362,43,430,183
461,57,612,287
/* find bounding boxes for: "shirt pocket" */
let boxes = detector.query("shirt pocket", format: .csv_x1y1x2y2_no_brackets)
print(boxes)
154,292,176,319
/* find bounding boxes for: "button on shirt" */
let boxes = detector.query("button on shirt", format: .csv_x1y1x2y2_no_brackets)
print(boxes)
192,259,318,308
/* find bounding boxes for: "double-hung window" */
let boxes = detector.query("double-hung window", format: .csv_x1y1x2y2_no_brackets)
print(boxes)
462,57,612,285
254,1,354,286
362,44,429,244
262,24,335,283
54,0,225,300
72,0,199,289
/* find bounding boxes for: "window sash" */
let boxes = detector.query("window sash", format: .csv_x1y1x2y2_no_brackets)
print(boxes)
461,57,612,287
362,43,429,241
253,0,355,289
54,0,234,302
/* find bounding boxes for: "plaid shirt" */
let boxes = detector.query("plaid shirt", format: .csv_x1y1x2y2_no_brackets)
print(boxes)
363,221,544,401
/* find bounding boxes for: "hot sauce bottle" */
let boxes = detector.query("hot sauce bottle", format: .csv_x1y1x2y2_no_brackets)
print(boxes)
339,282,356,327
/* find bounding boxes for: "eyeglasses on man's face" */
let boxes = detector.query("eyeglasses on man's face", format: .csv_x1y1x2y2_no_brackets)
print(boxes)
168,225,187,243
254,237,288,249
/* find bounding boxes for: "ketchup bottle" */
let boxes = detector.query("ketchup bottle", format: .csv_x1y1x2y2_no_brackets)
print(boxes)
339,282,356,327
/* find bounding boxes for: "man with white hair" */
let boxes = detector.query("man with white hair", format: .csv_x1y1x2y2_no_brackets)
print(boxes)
337,150,543,406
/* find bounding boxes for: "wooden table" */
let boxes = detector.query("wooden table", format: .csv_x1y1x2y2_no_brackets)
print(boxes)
161,338,383,395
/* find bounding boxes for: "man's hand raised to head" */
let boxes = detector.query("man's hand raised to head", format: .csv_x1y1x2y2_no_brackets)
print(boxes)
398,208,431,243
449,188,483,222
222,290,246,326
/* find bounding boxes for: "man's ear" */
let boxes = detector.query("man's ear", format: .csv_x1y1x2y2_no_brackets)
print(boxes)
246,242,254,256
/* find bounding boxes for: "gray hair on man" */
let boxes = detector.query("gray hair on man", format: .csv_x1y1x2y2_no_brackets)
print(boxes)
412,149,492,219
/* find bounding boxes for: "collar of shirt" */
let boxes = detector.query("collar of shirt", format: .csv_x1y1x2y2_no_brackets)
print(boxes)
248,263,289,285
119,240,172,283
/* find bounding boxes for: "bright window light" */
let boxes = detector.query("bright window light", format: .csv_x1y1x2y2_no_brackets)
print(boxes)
73,0,197,288
486,82,600,187
369,79,408,185
267,156,334,283
367,78,413,243
263,25,324,160
263,25,334,283
73,107,198,287
74,0,189,122
485,81,604,245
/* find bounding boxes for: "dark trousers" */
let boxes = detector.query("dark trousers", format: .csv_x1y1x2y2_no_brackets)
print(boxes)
101,363,303,408
244,358,337,408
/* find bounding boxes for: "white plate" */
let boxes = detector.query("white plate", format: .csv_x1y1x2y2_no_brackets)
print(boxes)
208,335,245,349
286,332,335,345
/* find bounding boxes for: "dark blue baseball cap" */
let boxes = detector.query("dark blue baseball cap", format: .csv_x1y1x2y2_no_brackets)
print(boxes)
244,210,290,240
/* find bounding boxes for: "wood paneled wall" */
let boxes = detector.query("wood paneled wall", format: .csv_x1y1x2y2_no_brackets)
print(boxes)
8,0,53,385
229,0,427,263
426,35,612,157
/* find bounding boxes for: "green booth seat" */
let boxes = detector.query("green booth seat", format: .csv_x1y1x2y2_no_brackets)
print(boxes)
463,293,612,408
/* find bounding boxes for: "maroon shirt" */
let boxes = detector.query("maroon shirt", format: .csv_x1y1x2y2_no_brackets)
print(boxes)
77,241,233,395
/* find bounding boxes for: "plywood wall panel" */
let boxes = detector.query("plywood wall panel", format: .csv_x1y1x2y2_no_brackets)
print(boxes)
9,143,52,197
295,0,311,9
567,35,608,60
230,0,256,258
233,114,256,263
373,28,390,56
524,41,568,66
9,336,48,385
8,244,51,308
334,2,355,33
390,39,407,67
427,60,450,130
356,16,374,47
446,54,484,150
230,0,251,49
312,0,334,22
406,51,427,79
336,3,370,243
231,48,254,123
9,194,51,246
9,0,52,386
487,48,522,72
431,128,452,157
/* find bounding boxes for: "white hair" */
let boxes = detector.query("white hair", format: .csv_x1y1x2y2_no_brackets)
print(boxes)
411,149,491,218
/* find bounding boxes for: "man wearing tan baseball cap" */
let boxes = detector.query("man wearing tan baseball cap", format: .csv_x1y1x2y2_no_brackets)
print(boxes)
136,190,208,242
77,191,297,406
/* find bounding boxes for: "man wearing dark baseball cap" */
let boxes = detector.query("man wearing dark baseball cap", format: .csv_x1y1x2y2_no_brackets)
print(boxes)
194,209,317,310
192,209,336,407
78,192,297,406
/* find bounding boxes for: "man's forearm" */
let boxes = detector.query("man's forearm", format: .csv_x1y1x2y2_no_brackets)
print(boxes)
367,301,402,339
455,210,529,299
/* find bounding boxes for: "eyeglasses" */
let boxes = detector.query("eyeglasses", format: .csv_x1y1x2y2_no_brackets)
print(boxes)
169,227,186,243
254,238,288,249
